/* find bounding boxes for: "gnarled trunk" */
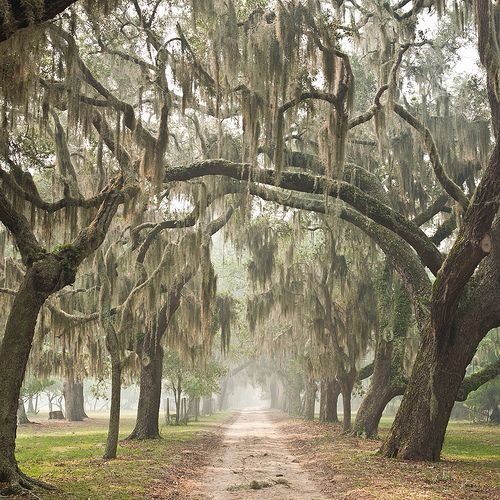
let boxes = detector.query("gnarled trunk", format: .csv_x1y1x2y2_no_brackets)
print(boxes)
0,176,121,491
380,324,478,460
381,190,500,460
128,338,164,440
354,384,403,438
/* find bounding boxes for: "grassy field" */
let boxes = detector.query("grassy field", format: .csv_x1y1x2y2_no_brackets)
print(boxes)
378,417,500,461
13,412,499,499
284,416,500,499
16,411,230,499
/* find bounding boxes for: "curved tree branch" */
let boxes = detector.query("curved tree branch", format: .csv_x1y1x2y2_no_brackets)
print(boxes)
455,359,500,402
164,159,443,274
0,0,77,43
394,104,469,210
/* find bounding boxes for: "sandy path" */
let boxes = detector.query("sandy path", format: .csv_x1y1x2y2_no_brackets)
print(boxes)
190,409,326,499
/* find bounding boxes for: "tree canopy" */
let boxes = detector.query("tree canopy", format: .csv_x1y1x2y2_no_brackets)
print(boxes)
0,0,498,494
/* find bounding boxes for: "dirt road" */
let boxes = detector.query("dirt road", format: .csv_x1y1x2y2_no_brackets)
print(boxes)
190,409,326,499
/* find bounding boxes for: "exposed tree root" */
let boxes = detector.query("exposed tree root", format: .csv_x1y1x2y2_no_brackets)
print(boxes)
125,431,162,441
0,466,55,498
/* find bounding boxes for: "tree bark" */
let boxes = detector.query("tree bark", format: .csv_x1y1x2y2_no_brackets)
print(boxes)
174,381,182,425
303,379,317,421
339,377,355,433
319,380,326,421
321,378,340,423
103,330,122,459
128,336,164,439
354,385,404,438
353,283,410,437
63,378,87,421
0,268,48,488
379,328,470,460
16,400,30,425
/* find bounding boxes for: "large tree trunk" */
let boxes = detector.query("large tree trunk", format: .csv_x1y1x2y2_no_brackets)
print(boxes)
354,385,403,438
0,185,120,491
103,331,122,459
63,378,87,421
303,379,317,421
0,270,47,491
380,152,500,461
339,377,355,433
321,378,340,423
380,322,479,460
128,338,164,440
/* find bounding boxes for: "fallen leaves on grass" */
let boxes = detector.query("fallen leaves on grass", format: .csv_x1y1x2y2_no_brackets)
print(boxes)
278,416,499,500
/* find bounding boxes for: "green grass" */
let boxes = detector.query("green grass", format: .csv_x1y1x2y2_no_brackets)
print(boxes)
15,412,499,499
16,411,230,499
378,417,500,460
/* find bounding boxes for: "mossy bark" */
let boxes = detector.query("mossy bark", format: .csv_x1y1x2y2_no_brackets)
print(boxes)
379,327,473,460
353,283,410,438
